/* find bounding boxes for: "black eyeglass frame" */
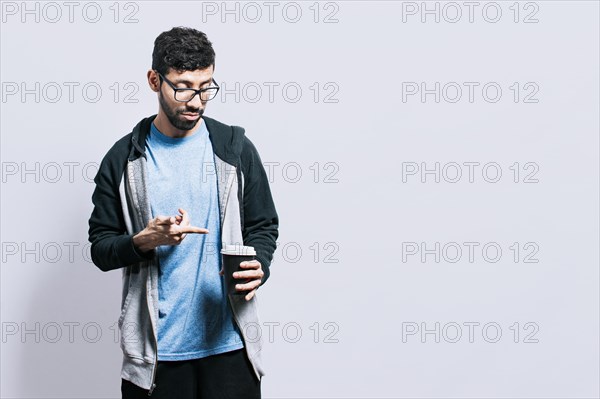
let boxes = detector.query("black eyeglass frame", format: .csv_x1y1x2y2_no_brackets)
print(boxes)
156,71,220,102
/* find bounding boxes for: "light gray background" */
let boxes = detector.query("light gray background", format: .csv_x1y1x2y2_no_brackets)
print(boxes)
1,1,599,398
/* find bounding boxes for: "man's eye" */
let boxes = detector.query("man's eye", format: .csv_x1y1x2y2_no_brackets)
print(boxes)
177,87,207,90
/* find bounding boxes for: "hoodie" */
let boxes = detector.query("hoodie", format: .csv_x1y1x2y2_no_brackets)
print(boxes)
88,114,279,393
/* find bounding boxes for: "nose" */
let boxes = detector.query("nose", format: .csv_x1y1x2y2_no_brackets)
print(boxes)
186,92,204,109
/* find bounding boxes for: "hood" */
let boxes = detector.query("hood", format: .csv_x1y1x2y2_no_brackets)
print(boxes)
127,114,247,166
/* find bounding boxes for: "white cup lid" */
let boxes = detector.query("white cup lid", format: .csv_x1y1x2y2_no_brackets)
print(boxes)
221,244,256,256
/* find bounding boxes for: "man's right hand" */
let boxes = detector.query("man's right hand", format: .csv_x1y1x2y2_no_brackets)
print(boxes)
132,208,208,253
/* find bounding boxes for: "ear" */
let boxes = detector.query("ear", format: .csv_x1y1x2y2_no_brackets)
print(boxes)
147,70,160,92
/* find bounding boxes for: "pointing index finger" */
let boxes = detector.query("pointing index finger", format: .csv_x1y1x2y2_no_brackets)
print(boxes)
179,225,209,234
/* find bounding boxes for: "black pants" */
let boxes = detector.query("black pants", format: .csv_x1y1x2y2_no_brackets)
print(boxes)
121,348,261,399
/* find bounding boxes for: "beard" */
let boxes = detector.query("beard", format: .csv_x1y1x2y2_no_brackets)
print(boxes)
158,91,204,131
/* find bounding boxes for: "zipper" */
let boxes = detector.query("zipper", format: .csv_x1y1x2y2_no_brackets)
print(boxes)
147,360,157,396
146,313,158,395
147,271,159,396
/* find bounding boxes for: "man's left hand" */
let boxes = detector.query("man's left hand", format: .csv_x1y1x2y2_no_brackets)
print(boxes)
231,260,264,301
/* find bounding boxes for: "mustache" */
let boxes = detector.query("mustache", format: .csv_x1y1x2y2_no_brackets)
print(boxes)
178,108,203,114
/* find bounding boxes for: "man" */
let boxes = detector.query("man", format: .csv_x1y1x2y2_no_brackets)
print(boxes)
88,27,279,398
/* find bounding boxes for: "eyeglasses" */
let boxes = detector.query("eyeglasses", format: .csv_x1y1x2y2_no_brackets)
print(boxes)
157,71,220,102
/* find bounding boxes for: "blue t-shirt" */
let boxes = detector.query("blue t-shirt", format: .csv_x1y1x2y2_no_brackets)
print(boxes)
145,120,243,360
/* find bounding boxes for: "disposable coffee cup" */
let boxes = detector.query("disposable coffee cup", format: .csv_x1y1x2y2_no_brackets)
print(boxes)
221,244,256,295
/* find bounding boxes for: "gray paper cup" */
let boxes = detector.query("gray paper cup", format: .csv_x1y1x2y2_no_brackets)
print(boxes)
221,244,256,295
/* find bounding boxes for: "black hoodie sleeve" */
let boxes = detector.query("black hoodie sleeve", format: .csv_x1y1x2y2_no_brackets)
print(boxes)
240,137,279,286
88,136,155,272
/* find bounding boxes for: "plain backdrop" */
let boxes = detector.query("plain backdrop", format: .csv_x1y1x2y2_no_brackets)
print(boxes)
1,1,599,398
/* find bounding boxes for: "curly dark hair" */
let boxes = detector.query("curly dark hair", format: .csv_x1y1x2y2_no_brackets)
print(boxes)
152,27,216,75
